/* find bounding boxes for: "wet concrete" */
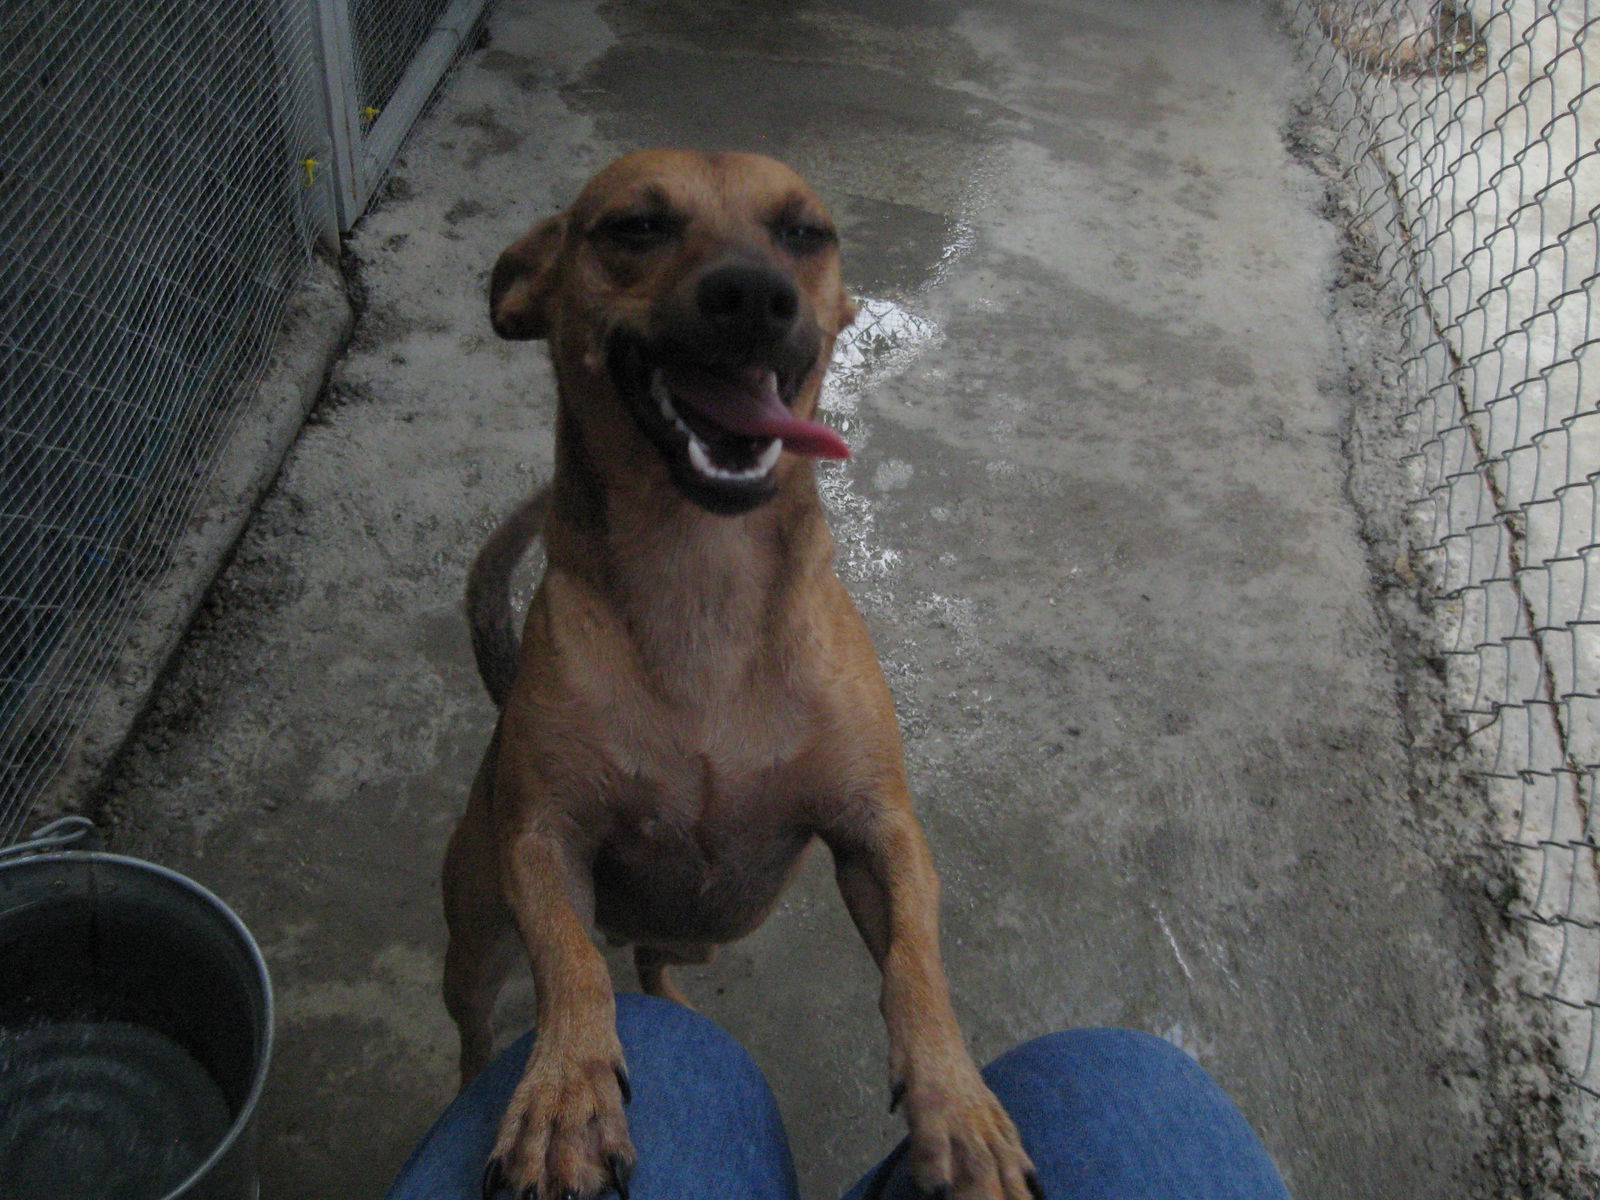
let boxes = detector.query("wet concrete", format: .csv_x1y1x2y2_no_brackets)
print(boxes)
99,1,1508,1197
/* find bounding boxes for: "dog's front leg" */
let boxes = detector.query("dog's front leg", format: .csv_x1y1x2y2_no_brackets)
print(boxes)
486,804,634,1200
829,802,1040,1200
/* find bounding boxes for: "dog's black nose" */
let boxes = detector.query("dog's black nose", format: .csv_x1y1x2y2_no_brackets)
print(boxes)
695,263,800,347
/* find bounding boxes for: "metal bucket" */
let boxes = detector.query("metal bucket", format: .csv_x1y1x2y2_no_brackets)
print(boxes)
0,818,273,1200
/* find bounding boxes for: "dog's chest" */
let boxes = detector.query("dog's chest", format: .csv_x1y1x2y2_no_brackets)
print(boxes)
536,566,839,943
590,744,815,945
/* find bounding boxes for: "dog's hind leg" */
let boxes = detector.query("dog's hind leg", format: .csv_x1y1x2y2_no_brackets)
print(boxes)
633,943,715,1008
633,946,691,1006
634,948,687,1006
442,741,518,1086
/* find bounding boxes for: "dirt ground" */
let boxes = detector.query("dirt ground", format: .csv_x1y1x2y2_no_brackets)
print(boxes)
95,1,1538,1197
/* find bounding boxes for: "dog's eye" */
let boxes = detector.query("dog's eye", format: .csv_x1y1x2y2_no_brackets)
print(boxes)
774,222,835,256
596,214,675,251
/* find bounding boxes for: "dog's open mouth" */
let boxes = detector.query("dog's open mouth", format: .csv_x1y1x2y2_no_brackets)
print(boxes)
613,338,849,514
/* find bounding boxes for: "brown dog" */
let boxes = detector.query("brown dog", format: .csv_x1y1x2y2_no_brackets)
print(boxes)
443,150,1038,1200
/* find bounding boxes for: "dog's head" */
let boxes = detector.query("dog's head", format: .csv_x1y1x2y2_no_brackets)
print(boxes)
490,150,857,515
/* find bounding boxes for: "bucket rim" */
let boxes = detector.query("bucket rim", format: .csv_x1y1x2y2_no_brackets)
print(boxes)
0,847,275,1200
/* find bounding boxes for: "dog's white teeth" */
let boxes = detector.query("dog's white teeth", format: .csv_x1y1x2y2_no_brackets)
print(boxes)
650,370,692,437
654,369,781,484
686,435,783,483
687,436,717,478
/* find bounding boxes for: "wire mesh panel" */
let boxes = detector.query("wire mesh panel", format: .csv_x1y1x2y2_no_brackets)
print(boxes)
0,0,328,844
352,0,458,115
315,0,490,229
1287,0,1600,1149
0,0,494,849
0,0,493,846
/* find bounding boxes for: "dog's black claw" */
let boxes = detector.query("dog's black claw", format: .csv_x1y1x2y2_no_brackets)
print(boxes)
926,1185,953,1200
606,1154,634,1200
614,1064,633,1105
519,1187,539,1200
1026,1169,1045,1200
889,1081,906,1113
482,1157,508,1200
557,1189,577,1200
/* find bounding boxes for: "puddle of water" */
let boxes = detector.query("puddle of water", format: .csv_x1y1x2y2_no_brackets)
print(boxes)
823,297,942,423
818,297,943,606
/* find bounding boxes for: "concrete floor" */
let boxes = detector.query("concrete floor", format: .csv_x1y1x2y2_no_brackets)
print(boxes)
100,1,1513,1197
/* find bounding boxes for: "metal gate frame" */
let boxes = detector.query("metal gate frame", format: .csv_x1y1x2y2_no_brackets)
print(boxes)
311,0,491,237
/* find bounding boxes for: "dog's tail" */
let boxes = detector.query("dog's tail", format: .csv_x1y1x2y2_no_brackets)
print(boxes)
466,486,550,709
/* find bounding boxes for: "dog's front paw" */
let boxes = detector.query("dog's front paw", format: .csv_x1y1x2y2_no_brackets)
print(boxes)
483,1039,634,1200
897,1068,1040,1200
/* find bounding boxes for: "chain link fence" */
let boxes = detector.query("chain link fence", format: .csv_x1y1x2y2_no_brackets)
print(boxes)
0,0,488,846
1288,0,1600,1165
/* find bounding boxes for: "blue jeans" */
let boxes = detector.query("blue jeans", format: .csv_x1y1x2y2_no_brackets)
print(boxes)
387,994,1291,1200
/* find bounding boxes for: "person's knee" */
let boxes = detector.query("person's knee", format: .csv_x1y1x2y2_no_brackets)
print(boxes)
613,991,776,1104
614,991,742,1056
615,990,711,1034
1062,1027,1195,1069
983,1026,1214,1106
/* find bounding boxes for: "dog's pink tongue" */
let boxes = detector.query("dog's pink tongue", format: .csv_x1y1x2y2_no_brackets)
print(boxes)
662,366,850,460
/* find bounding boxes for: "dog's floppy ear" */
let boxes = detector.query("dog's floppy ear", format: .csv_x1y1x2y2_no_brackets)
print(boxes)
489,215,567,340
